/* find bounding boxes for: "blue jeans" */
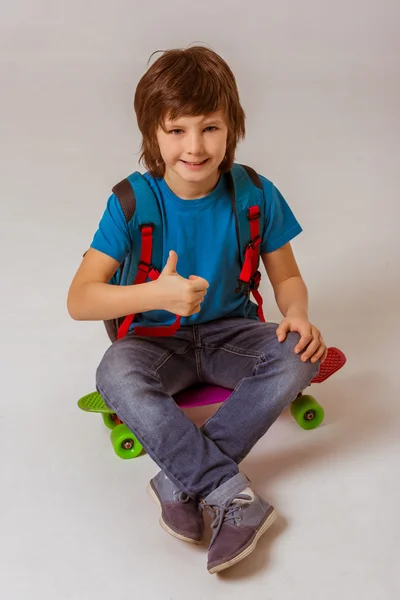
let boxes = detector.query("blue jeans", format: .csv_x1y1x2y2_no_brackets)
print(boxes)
96,318,319,500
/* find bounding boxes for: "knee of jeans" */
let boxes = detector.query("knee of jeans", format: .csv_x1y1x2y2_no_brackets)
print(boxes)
96,342,143,396
96,343,122,396
96,341,158,402
296,354,320,392
276,332,320,391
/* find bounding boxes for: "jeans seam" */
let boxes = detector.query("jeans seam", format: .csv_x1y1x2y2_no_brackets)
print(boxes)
153,345,194,374
200,355,264,431
195,349,202,380
194,325,203,381
200,343,263,359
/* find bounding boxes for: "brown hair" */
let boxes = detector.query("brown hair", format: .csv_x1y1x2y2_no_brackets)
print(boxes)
134,46,246,177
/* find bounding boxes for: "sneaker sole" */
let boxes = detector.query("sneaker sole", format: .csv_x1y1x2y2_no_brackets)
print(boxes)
147,482,203,545
208,507,278,574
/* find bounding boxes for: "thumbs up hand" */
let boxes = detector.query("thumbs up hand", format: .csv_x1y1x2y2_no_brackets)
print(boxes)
155,251,209,316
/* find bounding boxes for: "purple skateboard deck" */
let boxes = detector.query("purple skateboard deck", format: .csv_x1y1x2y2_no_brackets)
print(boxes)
174,347,346,409
175,384,232,408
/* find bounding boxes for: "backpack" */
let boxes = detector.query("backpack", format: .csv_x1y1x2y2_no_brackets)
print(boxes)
104,163,266,342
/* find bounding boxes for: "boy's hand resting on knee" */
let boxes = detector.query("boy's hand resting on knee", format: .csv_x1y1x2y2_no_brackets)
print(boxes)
155,250,209,317
276,315,327,364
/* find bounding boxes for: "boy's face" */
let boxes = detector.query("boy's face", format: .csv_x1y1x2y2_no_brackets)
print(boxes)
156,110,228,192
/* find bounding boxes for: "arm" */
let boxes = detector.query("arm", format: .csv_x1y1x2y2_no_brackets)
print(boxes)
261,243,327,363
67,248,161,321
67,248,209,321
262,243,308,319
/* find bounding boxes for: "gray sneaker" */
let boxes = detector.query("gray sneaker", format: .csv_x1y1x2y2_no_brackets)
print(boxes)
202,486,277,574
147,471,204,544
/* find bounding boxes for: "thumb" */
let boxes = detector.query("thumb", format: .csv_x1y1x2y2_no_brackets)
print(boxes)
276,320,290,342
162,250,178,275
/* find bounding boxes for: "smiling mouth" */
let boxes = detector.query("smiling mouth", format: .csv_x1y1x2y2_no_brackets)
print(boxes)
181,159,209,165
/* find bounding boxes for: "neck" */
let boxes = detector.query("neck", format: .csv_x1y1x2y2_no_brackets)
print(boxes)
164,168,220,200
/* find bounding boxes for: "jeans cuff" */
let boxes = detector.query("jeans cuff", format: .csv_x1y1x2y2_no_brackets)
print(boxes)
202,472,250,505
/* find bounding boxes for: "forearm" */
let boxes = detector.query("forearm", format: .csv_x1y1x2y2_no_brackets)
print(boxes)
273,275,309,319
67,280,162,321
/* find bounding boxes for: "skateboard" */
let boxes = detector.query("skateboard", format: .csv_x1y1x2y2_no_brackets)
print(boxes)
78,346,346,459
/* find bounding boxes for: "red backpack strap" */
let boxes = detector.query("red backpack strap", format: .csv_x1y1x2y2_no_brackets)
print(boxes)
105,174,181,341
116,224,154,339
231,165,266,322
117,224,181,340
236,206,265,322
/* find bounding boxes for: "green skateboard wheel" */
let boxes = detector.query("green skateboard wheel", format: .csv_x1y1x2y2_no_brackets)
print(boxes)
110,424,143,459
290,394,324,430
102,412,117,429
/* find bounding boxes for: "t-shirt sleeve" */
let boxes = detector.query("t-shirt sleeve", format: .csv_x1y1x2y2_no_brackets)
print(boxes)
90,193,131,263
260,175,303,253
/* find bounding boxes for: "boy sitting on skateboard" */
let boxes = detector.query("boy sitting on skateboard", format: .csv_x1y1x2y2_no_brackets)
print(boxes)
67,46,327,574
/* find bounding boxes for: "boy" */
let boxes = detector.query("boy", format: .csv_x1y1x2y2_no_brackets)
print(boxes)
67,46,327,574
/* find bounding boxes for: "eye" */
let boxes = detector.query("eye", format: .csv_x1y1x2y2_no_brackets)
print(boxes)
169,129,183,135
204,126,217,132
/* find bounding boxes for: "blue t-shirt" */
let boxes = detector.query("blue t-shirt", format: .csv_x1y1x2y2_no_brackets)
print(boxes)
90,171,302,329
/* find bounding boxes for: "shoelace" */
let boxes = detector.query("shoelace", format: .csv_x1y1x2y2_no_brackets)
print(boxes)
204,493,250,547
173,490,191,504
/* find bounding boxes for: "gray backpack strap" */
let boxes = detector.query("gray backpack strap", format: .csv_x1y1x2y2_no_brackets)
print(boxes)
103,176,137,342
241,165,262,190
112,178,136,222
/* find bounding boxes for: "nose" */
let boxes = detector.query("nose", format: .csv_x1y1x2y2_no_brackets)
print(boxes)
187,131,204,156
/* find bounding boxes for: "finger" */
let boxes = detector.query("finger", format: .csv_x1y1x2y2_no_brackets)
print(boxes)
189,291,206,306
193,290,207,301
300,337,321,362
294,331,313,353
190,277,209,291
276,321,290,342
310,343,326,364
320,346,328,363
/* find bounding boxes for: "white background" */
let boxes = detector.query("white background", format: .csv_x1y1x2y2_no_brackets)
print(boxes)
1,1,399,598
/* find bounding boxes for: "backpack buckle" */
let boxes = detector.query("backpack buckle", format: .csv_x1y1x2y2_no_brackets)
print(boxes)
235,270,262,296
248,235,261,250
138,260,151,274
249,270,261,291
235,279,251,296
247,209,261,221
